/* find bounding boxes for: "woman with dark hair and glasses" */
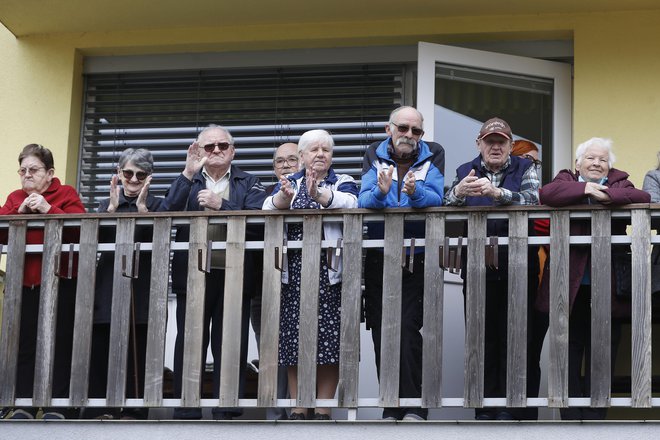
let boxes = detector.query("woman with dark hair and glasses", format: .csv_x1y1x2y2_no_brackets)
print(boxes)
85,148,161,420
1,144,86,419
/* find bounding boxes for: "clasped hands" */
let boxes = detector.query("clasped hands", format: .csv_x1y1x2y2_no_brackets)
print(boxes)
454,169,502,199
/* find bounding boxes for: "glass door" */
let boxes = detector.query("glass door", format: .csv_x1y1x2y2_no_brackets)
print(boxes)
417,42,572,185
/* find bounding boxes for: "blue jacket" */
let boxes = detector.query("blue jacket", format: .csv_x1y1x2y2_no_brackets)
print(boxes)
358,138,445,209
163,165,267,294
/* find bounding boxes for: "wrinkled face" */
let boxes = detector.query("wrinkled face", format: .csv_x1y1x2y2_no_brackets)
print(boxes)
300,141,332,176
576,145,610,182
199,128,235,172
272,143,300,179
118,160,150,197
385,108,424,156
19,155,54,195
477,134,512,171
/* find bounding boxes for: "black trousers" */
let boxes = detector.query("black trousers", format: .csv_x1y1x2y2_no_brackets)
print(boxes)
15,279,77,417
173,269,250,419
560,285,621,420
85,322,148,419
364,250,426,420
469,279,543,420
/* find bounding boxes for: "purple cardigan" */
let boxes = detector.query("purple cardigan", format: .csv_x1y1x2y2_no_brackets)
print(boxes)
536,168,650,317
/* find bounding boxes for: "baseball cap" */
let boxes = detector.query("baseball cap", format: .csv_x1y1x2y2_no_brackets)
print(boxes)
478,117,512,140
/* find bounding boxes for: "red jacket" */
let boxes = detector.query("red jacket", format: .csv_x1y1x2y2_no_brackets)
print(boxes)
536,168,650,317
0,178,86,287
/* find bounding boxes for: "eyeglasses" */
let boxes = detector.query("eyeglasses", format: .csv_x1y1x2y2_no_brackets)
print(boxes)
18,166,46,176
121,169,150,181
273,156,299,167
391,122,424,137
521,154,542,167
203,142,232,153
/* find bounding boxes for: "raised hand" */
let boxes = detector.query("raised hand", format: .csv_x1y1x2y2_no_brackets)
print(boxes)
106,174,120,213
402,171,416,195
377,165,394,195
136,175,152,213
183,141,207,180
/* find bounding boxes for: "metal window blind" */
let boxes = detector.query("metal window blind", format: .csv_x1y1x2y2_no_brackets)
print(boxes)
79,64,406,210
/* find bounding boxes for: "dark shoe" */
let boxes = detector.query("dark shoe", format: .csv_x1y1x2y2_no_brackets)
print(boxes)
213,412,234,420
42,412,65,420
313,413,331,420
9,409,34,419
173,407,202,420
288,412,306,420
495,411,515,420
475,412,495,420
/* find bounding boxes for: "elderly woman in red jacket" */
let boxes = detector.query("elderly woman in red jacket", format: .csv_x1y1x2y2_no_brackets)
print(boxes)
1,144,86,419
538,137,649,420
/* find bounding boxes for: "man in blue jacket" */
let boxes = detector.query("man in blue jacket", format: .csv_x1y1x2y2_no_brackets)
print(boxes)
358,106,445,420
163,124,267,420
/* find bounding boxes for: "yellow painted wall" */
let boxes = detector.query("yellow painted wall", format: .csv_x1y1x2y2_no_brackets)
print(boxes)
0,9,659,198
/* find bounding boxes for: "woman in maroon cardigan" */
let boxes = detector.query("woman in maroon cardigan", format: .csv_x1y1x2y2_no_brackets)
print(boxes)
538,137,649,420
1,144,86,420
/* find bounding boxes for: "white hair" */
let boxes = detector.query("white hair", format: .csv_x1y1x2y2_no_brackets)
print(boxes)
298,129,334,153
388,106,424,129
197,124,234,145
575,137,616,168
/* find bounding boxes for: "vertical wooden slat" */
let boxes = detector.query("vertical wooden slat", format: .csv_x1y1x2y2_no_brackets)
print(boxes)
297,215,323,409
591,210,611,408
182,217,209,407
464,212,486,408
507,211,528,407
219,216,247,407
70,219,99,405
380,214,404,408
548,211,570,407
338,214,363,407
422,213,444,408
0,221,27,405
257,216,284,407
144,217,172,406
106,218,136,406
33,219,63,406
631,209,652,407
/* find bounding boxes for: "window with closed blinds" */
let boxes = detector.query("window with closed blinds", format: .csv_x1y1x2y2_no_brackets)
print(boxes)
78,64,407,210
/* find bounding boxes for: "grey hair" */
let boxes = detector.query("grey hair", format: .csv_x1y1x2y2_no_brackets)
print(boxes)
117,148,154,174
575,137,616,168
388,106,424,129
196,124,234,145
298,129,334,153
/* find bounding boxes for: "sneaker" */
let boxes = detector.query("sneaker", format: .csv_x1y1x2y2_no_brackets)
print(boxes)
288,412,306,420
9,409,34,419
42,412,65,420
313,413,331,421
402,413,425,421
381,416,398,421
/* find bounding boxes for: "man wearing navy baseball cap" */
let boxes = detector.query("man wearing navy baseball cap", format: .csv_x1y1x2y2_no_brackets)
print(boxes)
444,117,540,420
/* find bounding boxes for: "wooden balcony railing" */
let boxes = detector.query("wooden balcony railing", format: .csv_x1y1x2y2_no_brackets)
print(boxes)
0,205,658,417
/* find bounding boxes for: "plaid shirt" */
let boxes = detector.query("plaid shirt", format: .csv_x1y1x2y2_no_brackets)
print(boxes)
444,157,539,206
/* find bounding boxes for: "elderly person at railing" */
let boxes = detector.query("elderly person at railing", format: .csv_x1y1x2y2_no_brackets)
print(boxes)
161,124,267,420
444,117,539,421
0,144,86,420
263,129,358,420
538,137,650,420
358,106,445,421
85,148,161,420
642,151,660,203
